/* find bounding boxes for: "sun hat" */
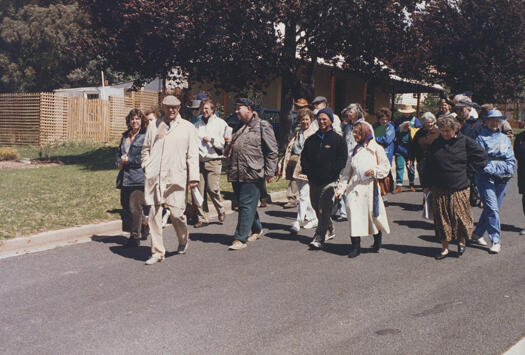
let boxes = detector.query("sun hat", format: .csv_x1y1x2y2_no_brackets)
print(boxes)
294,98,309,107
187,100,201,109
486,109,506,120
398,104,416,114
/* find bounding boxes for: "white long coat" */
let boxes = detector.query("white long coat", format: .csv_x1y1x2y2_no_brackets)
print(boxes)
141,114,199,207
337,139,391,236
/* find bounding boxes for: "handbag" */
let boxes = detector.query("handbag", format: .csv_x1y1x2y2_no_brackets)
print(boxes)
377,171,393,196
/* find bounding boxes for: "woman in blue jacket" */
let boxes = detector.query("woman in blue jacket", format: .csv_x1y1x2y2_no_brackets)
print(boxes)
116,109,148,247
471,110,516,254
373,107,395,165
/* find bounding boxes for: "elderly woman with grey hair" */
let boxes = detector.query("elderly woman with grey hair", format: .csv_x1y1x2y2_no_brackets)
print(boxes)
422,114,488,260
409,112,440,187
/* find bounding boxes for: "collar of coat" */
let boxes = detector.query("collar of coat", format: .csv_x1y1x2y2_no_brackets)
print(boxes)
243,111,261,128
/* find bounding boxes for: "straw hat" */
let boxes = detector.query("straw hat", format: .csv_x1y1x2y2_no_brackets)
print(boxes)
294,98,309,108
398,104,416,114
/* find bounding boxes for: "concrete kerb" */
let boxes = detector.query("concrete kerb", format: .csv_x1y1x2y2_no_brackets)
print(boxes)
0,189,288,260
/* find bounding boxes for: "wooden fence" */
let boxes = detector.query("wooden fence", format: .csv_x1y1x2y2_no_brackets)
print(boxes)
0,91,159,145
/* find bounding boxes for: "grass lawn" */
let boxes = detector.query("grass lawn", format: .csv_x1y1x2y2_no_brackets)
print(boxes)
0,141,288,239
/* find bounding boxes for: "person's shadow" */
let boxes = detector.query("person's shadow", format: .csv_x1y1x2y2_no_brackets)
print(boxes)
395,220,434,230
387,201,422,212
92,235,151,261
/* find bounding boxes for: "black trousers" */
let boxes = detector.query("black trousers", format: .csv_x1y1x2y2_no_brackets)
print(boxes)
120,186,145,237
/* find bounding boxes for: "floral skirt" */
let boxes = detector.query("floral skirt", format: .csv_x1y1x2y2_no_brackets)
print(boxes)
431,186,473,242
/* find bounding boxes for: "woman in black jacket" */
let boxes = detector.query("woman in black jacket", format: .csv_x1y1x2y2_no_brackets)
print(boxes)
514,129,525,235
423,114,488,259
116,109,148,247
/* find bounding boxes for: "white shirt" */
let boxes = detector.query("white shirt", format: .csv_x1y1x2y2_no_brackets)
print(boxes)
194,114,229,161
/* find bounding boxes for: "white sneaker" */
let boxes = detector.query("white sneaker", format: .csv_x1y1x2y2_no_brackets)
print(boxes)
489,242,501,254
247,229,264,242
303,219,318,229
325,231,335,241
145,253,165,265
472,234,488,246
291,221,300,233
309,239,322,249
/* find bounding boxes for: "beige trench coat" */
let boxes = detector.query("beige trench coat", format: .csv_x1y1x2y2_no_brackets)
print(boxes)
337,139,391,236
141,115,199,206
277,125,316,181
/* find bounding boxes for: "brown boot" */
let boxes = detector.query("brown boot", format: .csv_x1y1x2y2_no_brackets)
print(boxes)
393,186,403,194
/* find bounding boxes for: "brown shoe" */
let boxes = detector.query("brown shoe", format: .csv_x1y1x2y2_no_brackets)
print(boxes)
409,185,416,192
218,211,226,222
393,186,403,194
194,221,208,228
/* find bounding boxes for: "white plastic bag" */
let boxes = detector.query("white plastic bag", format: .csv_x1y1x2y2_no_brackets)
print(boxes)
422,191,433,220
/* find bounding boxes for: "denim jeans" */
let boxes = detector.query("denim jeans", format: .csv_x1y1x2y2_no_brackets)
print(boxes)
395,155,415,185
232,180,263,242
474,175,507,243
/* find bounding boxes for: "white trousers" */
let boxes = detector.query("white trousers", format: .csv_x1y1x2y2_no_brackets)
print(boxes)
296,179,317,224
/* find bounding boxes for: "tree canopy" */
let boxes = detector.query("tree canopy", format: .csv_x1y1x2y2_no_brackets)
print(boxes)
0,0,134,92
390,0,525,102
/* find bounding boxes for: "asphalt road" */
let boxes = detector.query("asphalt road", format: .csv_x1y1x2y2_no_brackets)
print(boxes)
1,180,524,354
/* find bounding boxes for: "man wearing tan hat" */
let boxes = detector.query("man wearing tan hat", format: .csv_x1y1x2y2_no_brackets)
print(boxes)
141,95,199,264
393,104,421,193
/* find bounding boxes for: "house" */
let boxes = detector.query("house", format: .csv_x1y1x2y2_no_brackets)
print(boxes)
188,61,443,123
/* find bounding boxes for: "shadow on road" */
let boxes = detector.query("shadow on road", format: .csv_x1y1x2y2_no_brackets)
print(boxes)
91,235,151,261
387,201,422,211
381,243,438,258
190,232,232,246
264,210,296,219
395,220,434,230
501,223,522,233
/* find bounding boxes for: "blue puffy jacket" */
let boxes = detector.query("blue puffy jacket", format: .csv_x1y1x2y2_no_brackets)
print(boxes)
475,127,515,182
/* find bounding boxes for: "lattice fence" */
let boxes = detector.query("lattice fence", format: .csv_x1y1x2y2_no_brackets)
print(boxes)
0,93,41,145
0,91,159,145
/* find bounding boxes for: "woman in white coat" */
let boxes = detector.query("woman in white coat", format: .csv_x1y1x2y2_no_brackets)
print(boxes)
336,121,391,258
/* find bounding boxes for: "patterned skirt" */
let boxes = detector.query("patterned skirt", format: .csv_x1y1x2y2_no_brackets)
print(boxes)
431,186,473,242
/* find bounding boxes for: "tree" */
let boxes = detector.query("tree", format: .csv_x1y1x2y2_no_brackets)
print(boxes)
390,0,525,103
0,0,135,92
81,0,418,148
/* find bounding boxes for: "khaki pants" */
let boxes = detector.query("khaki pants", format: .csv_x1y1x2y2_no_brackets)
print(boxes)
197,160,224,222
149,189,188,256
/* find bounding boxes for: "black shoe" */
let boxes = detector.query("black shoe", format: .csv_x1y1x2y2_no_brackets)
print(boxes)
435,249,449,260
349,237,361,258
125,236,140,247
458,244,466,256
372,232,382,253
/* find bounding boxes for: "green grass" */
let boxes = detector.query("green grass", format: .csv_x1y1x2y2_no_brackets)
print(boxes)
0,141,288,239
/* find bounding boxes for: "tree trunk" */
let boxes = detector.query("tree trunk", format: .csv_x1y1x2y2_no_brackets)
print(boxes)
278,20,298,151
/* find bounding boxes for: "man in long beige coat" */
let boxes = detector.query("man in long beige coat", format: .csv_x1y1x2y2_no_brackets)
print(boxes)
141,95,199,265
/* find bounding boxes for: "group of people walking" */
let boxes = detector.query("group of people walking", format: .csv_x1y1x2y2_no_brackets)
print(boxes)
116,91,520,265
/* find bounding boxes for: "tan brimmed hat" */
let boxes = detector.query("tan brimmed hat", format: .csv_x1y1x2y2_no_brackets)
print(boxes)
294,98,309,107
398,104,415,114
162,95,181,106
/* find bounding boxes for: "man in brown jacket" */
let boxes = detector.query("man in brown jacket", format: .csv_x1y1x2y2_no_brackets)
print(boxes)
141,95,199,264
227,98,278,250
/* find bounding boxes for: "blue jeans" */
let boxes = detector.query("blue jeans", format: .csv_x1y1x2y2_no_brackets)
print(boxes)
232,180,263,242
474,175,507,243
395,155,415,185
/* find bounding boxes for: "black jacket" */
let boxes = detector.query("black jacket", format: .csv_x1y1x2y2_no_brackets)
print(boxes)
514,130,525,194
301,129,347,185
423,133,488,190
